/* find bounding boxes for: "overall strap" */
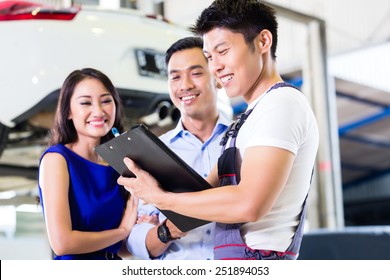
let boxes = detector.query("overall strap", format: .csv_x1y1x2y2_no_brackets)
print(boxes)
219,82,298,150
219,108,253,149
214,82,308,260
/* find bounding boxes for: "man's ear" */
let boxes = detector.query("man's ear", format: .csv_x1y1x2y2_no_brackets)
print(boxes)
256,29,272,53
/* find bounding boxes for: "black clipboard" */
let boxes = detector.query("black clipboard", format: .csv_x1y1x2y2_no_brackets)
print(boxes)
94,124,212,232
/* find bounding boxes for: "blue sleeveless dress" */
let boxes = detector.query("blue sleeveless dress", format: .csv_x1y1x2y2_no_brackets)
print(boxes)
38,144,127,260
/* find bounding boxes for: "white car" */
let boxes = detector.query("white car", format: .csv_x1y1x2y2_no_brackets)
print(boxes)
0,1,232,156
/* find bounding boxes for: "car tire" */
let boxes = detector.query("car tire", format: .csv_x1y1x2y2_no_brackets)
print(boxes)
0,122,10,157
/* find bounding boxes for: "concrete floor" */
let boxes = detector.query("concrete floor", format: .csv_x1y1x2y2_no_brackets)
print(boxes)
0,144,52,260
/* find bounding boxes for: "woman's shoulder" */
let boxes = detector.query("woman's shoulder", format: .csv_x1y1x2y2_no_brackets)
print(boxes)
44,143,66,152
39,144,69,172
40,144,69,163
41,144,68,157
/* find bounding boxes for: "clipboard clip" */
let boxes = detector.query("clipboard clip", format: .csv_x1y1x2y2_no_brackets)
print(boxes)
111,127,120,137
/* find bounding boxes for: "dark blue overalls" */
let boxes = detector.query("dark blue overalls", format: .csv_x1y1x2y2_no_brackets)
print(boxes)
214,83,309,260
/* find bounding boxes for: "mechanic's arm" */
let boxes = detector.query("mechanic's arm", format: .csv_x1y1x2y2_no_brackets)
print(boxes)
118,145,294,224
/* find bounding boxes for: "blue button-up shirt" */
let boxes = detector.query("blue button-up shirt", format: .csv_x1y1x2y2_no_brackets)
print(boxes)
127,113,231,260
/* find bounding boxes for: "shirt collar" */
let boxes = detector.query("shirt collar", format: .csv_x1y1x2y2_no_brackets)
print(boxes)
167,112,232,144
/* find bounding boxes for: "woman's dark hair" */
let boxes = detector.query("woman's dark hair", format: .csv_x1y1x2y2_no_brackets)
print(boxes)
49,68,124,146
165,36,204,65
189,0,278,59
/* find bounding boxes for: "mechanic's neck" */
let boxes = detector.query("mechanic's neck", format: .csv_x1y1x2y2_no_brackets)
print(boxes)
243,60,283,105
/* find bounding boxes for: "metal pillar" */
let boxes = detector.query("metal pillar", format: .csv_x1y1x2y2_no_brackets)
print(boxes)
266,2,344,228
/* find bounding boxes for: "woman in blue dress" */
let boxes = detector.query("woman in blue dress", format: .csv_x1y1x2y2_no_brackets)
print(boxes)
38,68,137,260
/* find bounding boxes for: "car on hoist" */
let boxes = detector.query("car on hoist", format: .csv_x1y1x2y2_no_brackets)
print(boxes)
0,1,233,156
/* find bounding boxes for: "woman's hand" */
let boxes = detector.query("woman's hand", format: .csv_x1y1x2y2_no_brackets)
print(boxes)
117,157,166,207
119,193,139,237
137,213,159,225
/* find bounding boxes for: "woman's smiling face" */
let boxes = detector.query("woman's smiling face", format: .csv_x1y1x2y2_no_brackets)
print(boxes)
68,78,116,142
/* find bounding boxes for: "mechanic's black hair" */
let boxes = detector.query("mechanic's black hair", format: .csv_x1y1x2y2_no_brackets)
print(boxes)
189,0,278,59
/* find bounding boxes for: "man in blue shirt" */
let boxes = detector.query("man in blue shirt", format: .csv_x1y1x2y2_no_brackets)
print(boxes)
126,37,231,259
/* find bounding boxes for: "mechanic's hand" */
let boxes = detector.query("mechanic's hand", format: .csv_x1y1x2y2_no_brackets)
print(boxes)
118,157,166,207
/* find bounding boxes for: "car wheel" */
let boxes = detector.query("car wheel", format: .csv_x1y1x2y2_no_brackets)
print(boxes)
0,122,10,157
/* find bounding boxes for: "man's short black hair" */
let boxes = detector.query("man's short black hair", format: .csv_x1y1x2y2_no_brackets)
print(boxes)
189,0,278,59
165,36,204,65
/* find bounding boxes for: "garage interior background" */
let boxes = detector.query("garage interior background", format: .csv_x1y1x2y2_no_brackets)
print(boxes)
1,0,390,259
